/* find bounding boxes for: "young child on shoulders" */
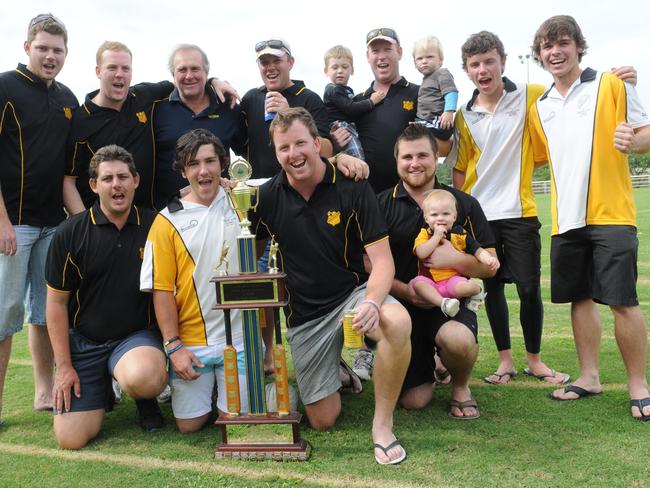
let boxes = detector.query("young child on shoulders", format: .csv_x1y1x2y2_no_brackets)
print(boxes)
323,45,385,159
412,36,458,141
411,189,499,317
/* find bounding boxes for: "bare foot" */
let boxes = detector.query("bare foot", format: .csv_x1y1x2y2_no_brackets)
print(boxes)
34,391,53,411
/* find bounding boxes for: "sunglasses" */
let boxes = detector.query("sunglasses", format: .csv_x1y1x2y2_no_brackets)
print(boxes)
366,28,398,43
29,13,63,27
255,40,289,53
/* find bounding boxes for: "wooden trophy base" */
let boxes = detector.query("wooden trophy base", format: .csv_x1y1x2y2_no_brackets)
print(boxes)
214,412,310,461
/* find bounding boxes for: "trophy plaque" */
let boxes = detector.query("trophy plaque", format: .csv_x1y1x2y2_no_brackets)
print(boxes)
211,158,310,461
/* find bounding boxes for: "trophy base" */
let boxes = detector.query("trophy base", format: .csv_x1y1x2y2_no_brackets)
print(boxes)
214,412,310,461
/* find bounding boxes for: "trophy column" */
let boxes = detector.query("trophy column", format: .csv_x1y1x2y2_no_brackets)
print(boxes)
211,158,309,461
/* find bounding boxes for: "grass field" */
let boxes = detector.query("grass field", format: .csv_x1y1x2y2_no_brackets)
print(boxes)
1,189,649,487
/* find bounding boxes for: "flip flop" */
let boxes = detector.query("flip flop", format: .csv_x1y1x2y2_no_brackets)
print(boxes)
523,367,570,385
374,438,407,465
449,398,480,420
549,384,601,401
339,359,362,394
434,369,451,385
630,397,650,421
483,371,516,385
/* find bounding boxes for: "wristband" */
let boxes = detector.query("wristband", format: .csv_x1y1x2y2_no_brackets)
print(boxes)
165,343,183,357
163,336,180,348
361,299,381,314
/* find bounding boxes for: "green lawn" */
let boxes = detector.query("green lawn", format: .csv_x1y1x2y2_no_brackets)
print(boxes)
1,189,649,487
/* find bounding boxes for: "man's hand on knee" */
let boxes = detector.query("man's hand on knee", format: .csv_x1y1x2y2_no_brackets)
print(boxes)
53,364,80,413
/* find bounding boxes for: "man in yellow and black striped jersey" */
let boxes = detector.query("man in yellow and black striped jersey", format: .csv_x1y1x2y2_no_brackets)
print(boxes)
140,129,248,433
447,31,568,388
529,15,650,420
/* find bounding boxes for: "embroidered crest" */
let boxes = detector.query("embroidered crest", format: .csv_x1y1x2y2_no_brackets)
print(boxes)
63,107,72,120
139,247,145,259
327,211,341,227
402,100,414,111
136,111,147,123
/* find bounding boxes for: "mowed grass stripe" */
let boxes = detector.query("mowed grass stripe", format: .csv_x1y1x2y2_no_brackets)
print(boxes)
0,442,424,488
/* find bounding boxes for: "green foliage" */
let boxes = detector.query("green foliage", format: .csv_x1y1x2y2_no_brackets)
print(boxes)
629,152,650,175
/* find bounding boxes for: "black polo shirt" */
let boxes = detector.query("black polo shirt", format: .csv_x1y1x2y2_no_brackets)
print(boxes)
377,179,495,285
66,81,174,209
240,80,330,178
151,86,247,209
354,77,419,193
251,159,388,327
0,64,78,226
45,203,157,343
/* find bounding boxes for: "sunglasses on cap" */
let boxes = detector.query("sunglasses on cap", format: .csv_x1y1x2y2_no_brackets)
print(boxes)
366,28,399,44
29,13,63,27
255,39,290,54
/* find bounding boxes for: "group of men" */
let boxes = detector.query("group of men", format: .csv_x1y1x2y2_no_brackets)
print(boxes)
1,12,649,465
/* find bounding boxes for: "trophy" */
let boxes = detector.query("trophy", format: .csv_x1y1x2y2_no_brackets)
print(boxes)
211,158,309,461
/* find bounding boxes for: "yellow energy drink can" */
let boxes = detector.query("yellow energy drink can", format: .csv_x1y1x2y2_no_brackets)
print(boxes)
343,309,364,349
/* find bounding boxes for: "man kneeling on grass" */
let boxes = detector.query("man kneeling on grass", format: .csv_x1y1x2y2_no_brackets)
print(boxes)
250,108,412,464
45,145,167,449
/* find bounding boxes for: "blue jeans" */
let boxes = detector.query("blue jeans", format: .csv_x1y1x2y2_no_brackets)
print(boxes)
0,225,56,340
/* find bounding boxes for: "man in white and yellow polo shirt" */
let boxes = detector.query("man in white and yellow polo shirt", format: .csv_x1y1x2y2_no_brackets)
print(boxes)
529,15,650,420
447,31,567,387
140,129,248,432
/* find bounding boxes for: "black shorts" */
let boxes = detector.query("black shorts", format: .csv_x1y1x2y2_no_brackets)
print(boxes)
61,329,163,413
487,217,541,287
401,299,478,391
550,225,638,306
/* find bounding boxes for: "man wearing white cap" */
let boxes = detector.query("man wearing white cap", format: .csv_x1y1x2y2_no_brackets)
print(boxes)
241,38,332,179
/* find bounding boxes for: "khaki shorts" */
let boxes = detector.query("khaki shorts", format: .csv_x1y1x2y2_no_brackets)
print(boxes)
286,284,397,405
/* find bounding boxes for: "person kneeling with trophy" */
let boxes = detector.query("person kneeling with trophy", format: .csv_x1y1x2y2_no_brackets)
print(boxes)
250,108,412,465
141,129,248,433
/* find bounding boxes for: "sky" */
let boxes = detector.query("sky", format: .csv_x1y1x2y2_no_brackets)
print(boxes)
2,0,648,109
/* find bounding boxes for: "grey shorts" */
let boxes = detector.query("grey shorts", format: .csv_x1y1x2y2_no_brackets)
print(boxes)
286,284,397,405
56,329,163,413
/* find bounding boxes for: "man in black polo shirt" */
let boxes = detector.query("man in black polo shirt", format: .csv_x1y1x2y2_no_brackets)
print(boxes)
241,38,334,373
241,38,332,178
0,13,78,423
378,124,496,419
45,145,167,448
63,41,237,213
251,108,411,465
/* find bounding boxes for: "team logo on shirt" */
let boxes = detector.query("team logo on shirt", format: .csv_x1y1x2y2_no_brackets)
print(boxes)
402,100,414,111
63,107,72,120
208,114,220,119
136,111,147,123
327,211,341,227
139,247,144,259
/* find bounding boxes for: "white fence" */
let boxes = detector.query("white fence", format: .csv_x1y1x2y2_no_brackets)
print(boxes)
532,174,650,194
